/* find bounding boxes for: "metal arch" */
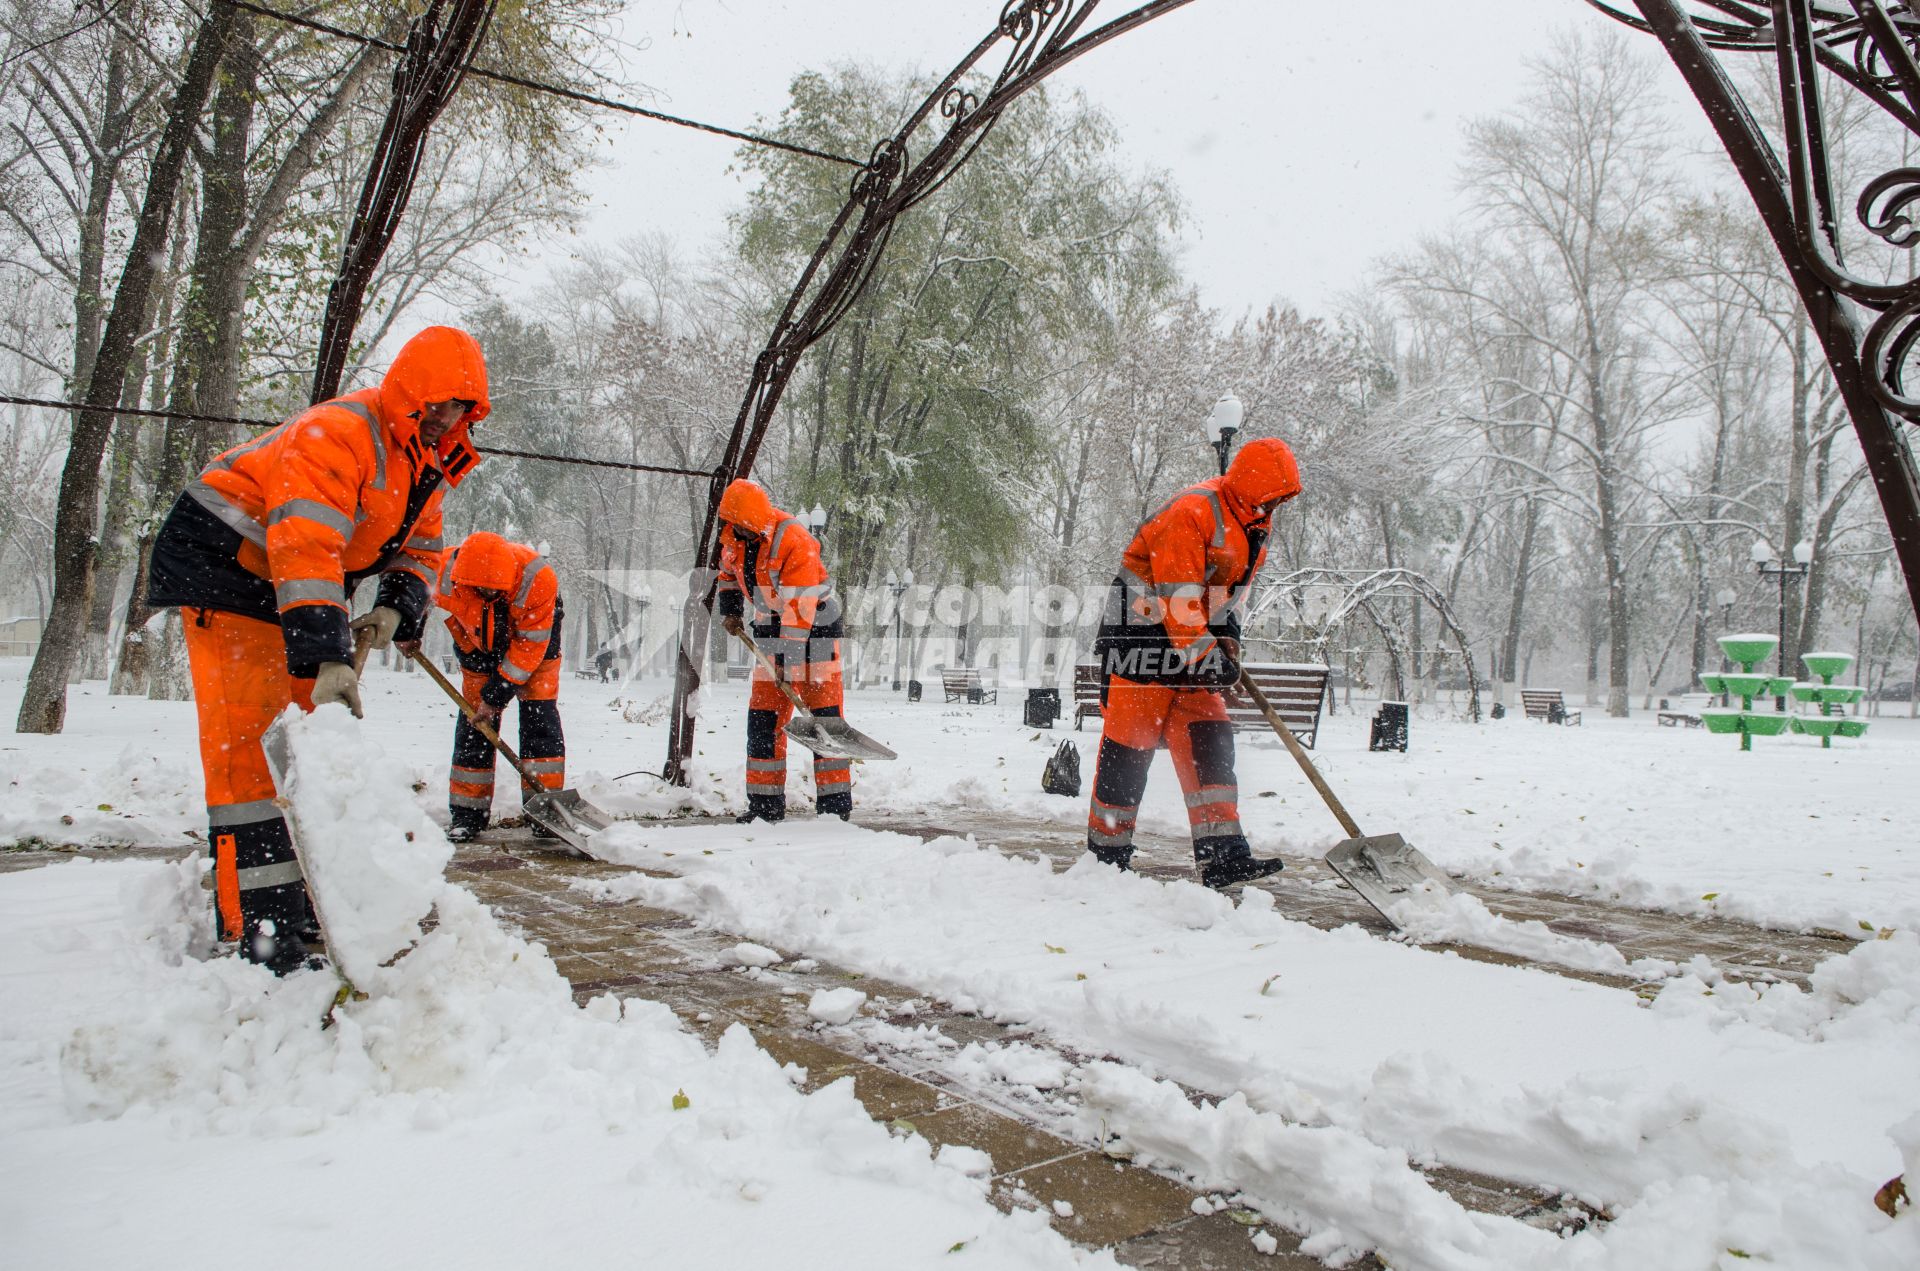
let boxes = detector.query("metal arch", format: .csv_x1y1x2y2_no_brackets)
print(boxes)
1248,568,1484,722
664,0,1199,783
1587,1,1920,632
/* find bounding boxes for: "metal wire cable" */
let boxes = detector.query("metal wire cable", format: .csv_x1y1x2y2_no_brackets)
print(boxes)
229,0,865,168
0,393,717,478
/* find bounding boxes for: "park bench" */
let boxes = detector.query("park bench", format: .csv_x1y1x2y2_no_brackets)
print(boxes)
1657,692,1714,728
942,667,997,704
1073,662,1331,748
1520,688,1582,726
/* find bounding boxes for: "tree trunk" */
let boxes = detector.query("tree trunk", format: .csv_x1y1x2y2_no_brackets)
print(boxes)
16,1,235,735
1497,497,1540,701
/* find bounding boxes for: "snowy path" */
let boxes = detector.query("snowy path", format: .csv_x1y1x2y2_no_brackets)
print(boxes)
577,815,1918,1270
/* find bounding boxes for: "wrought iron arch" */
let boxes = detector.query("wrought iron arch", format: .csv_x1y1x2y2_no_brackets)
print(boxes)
664,0,1198,781
1586,1,1920,625
1247,568,1485,722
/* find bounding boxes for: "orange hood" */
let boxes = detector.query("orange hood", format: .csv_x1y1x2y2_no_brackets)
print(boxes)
450,531,518,592
1221,438,1302,524
717,479,785,537
376,326,490,474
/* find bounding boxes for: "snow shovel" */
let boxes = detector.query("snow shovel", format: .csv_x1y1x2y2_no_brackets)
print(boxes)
734,627,897,762
1236,670,1452,929
260,626,380,1002
406,648,614,856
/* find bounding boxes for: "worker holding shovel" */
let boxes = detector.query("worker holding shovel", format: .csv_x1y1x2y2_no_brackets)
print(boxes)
1086,437,1302,888
713,478,857,822
435,531,566,842
145,325,489,973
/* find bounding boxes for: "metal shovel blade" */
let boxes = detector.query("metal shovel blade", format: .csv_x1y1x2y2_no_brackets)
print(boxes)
1323,833,1453,929
785,714,898,762
521,789,612,858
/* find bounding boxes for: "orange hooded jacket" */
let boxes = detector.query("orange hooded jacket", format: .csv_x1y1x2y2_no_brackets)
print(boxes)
1097,437,1302,682
147,326,489,672
437,532,561,708
713,480,837,645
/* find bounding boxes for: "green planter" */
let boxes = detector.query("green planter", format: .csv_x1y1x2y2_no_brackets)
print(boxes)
1815,686,1864,706
1699,673,1727,694
1701,710,1744,734
1794,716,1843,737
1719,633,1779,668
1742,712,1792,736
1800,651,1855,681
1766,677,1798,698
1837,719,1869,739
1789,682,1822,703
1719,673,1773,699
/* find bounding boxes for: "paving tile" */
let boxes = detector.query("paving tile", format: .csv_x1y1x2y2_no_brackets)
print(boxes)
1117,1212,1351,1270
1000,1150,1199,1247
905,1102,1078,1175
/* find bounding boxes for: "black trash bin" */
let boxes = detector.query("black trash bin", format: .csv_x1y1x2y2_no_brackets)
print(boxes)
1024,688,1061,729
1369,701,1409,753
906,679,923,702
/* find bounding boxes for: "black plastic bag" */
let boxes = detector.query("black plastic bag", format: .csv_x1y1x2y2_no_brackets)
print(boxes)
1041,739,1081,797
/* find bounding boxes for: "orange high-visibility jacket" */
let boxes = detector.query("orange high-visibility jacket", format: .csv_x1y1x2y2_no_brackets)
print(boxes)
148,326,489,671
714,480,837,644
1099,438,1301,681
437,532,561,706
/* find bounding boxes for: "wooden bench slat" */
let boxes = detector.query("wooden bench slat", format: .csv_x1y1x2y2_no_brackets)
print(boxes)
1071,662,1329,747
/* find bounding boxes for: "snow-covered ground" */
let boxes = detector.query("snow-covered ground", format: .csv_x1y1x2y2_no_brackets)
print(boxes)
7,656,1915,934
2,657,1916,1268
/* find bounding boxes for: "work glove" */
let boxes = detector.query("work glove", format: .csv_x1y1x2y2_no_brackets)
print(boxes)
350,605,403,650
312,661,363,718
1185,638,1240,690
721,615,746,640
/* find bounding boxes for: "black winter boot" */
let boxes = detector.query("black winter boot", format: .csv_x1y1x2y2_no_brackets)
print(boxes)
448,810,489,843
1088,844,1133,871
736,793,787,824
1195,841,1284,889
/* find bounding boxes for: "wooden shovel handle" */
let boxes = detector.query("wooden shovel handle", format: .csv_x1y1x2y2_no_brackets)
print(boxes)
1237,669,1365,839
405,647,538,784
733,626,815,719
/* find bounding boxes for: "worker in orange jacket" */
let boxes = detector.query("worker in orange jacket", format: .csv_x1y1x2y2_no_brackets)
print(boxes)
436,531,565,841
1087,437,1302,888
147,326,488,972
713,479,850,822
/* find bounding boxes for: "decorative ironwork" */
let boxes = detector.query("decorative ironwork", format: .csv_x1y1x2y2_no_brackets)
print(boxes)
311,0,498,403
1248,568,1484,723
664,0,1199,783
1586,0,1920,625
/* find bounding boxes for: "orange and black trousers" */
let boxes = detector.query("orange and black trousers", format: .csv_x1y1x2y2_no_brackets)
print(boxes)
181,607,314,965
1086,674,1246,868
746,637,850,820
448,657,565,833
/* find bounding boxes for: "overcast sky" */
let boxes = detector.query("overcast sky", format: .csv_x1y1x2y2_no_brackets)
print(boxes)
511,0,1716,319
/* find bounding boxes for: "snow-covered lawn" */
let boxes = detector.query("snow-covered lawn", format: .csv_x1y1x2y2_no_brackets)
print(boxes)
2,657,1917,1268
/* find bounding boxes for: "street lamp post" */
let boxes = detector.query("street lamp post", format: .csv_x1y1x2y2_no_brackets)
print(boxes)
1752,539,1813,711
632,584,651,682
1203,394,1243,477
1714,585,1737,701
885,568,912,691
